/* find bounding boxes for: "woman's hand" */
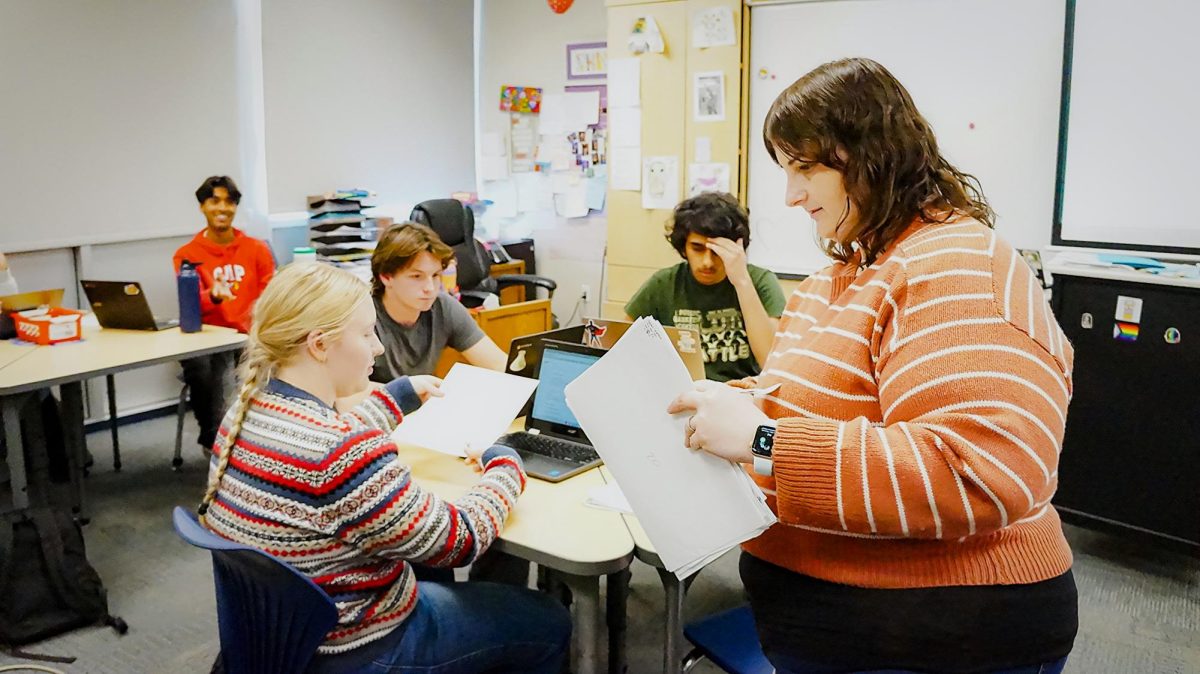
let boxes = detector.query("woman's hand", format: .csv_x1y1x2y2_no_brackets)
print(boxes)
410,375,444,404
667,380,769,464
706,237,751,287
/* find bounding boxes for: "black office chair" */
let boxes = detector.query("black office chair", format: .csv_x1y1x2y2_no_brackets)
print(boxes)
410,199,556,308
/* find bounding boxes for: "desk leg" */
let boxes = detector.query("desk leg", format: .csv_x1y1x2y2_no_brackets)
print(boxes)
59,383,87,519
560,572,602,674
606,569,630,674
106,374,120,471
657,567,695,674
2,395,30,511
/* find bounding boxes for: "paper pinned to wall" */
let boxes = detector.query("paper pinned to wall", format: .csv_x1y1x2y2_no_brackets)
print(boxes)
551,170,582,194
694,70,726,122
481,155,509,181
610,146,641,191
688,162,731,197
515,172,554,213
628,15,665,55
564,90,600,128
554,183,589,218
539,93,567,135
609,108,641,149
587,170,608,212
482,132,506,157
642,155,680,210
693,6,736,48
608,58,641,109
510,114,537,173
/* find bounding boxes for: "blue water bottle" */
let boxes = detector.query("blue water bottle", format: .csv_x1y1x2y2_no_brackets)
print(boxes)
178,260,203,333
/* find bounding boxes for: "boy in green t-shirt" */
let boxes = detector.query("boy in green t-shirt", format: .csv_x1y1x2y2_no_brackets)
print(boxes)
625,192,785,381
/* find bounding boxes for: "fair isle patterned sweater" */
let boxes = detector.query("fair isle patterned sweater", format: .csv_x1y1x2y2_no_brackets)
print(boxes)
203,378,526,654
743,218,1075,589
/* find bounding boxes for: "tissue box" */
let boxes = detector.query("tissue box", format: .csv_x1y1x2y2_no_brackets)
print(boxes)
12,307,85,345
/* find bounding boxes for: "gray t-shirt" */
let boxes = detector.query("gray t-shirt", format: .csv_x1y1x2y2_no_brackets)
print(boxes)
372,293,485,380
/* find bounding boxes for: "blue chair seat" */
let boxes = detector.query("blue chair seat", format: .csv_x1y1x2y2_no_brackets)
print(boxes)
683,605,774,674
172,507,338,674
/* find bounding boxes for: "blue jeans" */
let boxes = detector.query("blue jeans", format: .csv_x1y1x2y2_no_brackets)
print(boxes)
308,581,571,674
770,654,1069,674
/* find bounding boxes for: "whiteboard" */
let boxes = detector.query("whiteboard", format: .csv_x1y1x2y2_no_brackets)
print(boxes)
1056,0,1200,254
746,0,1066,276
0,1,240,252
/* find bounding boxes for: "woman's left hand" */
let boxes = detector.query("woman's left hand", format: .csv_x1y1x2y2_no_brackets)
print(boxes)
667,380,769,464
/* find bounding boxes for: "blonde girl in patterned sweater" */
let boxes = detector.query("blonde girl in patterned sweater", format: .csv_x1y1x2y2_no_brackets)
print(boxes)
198,263,570,674
670,58,1077,674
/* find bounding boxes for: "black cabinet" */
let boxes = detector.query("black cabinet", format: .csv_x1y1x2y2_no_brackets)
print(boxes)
1051,271,1200,546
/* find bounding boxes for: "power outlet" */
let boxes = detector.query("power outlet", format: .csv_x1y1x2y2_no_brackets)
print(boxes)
580,284,591,302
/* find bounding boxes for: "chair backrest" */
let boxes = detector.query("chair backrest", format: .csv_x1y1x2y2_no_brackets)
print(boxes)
410,199,492,291
172,507,338,674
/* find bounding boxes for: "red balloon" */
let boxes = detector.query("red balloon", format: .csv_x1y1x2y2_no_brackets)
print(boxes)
548,0,573,13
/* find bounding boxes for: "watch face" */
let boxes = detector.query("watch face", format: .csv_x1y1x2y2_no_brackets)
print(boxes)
752,425,775,457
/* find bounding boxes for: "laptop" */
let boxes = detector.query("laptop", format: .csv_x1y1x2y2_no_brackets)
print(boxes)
497,340,605,483
0,288,66,339
579,318,706,381
81,280,179,331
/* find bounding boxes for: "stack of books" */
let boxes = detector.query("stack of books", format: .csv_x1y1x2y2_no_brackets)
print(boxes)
307,190,389,280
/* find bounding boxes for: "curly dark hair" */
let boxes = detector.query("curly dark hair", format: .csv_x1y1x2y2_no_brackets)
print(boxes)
665,192,751,257
764,57,994,266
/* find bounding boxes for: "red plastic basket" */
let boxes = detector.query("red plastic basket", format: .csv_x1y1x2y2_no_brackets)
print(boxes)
12,307,85,345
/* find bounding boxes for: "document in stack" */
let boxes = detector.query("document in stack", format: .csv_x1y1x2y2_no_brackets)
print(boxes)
391,364,538,457
564,317,776,579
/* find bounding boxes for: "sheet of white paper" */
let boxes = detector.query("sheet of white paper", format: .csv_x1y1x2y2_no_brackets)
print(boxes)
539,93,567,136
692,6,736,49
608,58,641,109
586,175,607,212
481,155,509,181
695,136,712,163
565,318,776,579
610,146,641,191
554,183,589,218
480,180,517,218
482,131,506,157
551,170,581,194
688,162,730,197
564,90,600,128
515,172,554,212
391,364,538,457
585,482,633,514
642,155,680,209
609,108,641,149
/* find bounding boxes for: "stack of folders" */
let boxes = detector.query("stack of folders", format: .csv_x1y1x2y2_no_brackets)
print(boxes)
565,317,776,579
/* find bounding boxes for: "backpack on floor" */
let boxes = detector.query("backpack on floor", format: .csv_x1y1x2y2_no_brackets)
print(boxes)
0,506,127,654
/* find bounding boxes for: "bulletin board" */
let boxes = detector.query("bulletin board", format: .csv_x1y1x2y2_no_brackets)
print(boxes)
745,0,1066,276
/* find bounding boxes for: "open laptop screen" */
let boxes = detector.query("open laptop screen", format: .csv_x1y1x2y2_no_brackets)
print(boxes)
531,343,602,430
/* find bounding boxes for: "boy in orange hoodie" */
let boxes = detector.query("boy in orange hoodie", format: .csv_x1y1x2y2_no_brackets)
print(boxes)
173,176,275,453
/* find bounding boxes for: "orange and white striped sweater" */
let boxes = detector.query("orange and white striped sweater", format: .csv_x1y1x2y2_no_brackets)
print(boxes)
744,218,1074,589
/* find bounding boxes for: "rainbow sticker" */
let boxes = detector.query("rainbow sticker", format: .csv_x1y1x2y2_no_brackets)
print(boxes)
1113,321,1139,342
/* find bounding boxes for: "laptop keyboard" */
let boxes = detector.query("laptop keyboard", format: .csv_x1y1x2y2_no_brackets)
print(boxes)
497,432,600,465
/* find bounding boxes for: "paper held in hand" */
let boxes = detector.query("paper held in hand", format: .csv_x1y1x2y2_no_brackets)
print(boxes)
564,317,776,579
391,364,538,457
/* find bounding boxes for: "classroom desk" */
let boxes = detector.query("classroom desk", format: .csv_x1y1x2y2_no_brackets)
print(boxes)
0,325,246,512
392,440,635,674
0,339,37,371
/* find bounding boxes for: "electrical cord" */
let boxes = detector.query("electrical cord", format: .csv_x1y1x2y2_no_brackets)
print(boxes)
0,665,68,673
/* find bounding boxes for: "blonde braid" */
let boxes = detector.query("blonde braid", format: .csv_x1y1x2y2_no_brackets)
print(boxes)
197,348,271,522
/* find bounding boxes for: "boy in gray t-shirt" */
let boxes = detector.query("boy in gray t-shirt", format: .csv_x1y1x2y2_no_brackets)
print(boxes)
369,223,507,381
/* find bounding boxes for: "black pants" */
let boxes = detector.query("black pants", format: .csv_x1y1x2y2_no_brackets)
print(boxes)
181,352,234,450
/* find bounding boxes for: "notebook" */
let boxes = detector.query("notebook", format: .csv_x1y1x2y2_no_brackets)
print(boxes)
497,340,604,482
81,281,179,331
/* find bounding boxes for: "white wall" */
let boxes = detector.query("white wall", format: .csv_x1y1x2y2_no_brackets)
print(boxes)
478,0,608,321
262,0,475,218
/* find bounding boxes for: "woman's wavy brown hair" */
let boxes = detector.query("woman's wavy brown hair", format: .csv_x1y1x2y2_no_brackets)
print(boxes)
764,58,995,266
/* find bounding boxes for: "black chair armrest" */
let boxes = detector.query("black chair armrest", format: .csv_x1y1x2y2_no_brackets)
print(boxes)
458,289,493,308
494,274,557,293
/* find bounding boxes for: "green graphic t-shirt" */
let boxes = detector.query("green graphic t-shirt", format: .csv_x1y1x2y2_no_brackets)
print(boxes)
624,262,786,382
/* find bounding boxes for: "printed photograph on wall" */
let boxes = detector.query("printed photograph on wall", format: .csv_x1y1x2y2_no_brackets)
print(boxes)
694,71,725,122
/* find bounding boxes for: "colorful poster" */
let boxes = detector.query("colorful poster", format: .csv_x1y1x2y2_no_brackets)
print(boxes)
499,85,542,114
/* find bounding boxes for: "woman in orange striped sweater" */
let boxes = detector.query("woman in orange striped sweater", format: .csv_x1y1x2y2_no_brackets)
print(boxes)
669,58,1077,673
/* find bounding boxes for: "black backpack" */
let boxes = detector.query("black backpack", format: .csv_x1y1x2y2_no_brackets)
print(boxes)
0,507,127,661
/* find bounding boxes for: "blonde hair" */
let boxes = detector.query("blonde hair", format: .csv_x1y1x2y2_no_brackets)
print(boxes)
370,222,454,297
197,263,372,521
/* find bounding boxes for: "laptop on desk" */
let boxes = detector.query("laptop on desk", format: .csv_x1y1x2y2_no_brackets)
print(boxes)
81,281,179,331
498,340,605,483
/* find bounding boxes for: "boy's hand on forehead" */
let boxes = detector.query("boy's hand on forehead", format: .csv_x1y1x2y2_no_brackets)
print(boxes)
706,237,750,285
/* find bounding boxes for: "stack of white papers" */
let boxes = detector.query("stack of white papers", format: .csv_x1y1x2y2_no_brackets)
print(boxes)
565,318,776,579
391,364,538,457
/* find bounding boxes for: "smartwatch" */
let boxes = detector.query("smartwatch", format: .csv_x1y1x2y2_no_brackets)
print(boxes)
751,423,776,476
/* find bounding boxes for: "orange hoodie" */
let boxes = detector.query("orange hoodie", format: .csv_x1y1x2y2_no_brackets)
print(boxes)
173,228,275,333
